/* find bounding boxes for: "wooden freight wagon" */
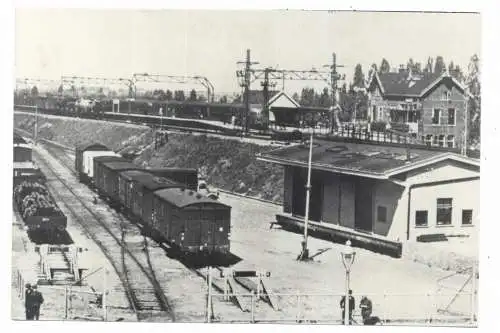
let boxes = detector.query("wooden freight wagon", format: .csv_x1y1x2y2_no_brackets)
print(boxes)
98,160,140,205
152,188,231,254
74,143,112,183
93,156,127,193
147,168,199,191
119,171,185,230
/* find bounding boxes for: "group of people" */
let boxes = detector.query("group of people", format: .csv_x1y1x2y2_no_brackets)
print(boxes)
340,290,381,325
24,283,44,320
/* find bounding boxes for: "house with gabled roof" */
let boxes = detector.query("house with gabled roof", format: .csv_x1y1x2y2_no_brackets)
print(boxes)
257,139,479,256
367,66,470,150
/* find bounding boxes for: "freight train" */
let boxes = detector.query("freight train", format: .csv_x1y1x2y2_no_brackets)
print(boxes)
76,143,231,254
13,134,67,233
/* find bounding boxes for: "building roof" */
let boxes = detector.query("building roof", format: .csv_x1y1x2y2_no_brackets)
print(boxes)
121,170,185,191
267,91,301,108
368,70,468,98
154,187,230,209
257,140,479,179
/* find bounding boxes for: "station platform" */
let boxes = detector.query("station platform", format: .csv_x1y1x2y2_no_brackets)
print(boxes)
275,213,403,257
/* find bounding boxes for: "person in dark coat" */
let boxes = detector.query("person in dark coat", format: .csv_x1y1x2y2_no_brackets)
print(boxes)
340,289,355,324
30,285,44,320
360,296,373,322
24,283,33,320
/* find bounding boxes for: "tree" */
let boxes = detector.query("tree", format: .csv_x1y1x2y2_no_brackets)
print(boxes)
466,54,481,145
434,56,446,74
424,57,434,74
413,62,422,74
407,58,415,71
318,87,330,107
58,85,63,95
379,58,391,74
174,90,185,101
300,87,315,107
353,64,365,88
31,86,39,97
367,64,378,83
292,92,300,103
448,61,455,75
166,90,173,100
219,95,228,104
340,83,347,94
189,89,197,101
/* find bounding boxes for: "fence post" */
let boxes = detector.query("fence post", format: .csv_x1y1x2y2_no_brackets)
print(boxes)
103,269,108,321
471,264,477,323
251,291,256,323
296,293,301,323
64,285,68,320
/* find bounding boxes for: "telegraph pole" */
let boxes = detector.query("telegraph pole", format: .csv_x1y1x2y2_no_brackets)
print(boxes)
237,49,259,135
324,53,345,133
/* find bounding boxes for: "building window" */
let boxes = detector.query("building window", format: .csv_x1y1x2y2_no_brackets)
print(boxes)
462,210,473,225
438,135,446,147
377,206,387,223
425,134,433,146
432,135,438,146
432,109,441,125
447,135,455,148
442,90,451,101
437,198,453,225
415,210,428,227
448,108,456,125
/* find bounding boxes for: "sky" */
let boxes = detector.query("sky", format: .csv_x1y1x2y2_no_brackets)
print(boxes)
15,9,481,96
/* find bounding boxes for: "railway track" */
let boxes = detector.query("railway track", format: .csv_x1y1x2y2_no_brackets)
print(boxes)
32,146,175,322
30,137,250,321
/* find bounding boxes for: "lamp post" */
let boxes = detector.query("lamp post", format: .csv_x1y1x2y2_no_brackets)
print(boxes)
341,240,356,325
298,131,313,261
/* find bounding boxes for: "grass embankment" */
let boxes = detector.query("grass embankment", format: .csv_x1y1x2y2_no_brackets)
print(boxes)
14,113,284,202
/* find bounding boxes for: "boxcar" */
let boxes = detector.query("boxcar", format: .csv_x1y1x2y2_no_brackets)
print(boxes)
152,188,231,254
75,143,112,182
97,160,141,204
93,156,127,192
119,171,186,228
147,168,199,191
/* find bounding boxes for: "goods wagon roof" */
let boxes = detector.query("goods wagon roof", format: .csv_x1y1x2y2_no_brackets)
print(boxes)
154,188,230,209
102,161,140,171
93,156,127,164
121,170,185,191
76,143,110,153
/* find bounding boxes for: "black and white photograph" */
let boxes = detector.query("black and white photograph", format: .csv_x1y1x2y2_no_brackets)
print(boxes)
7,3,492,329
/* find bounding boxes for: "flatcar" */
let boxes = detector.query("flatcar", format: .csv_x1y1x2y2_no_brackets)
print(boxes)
151,187,231,254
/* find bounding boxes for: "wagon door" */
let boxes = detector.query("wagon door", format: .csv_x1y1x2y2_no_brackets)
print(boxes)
186,210,202,252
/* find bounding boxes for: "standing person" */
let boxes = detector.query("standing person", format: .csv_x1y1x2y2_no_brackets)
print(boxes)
340,290,355,325
30,285,44,321
24,283,33,320
360,296,373,323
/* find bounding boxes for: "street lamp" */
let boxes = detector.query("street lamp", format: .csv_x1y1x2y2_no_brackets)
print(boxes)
341,240,356,325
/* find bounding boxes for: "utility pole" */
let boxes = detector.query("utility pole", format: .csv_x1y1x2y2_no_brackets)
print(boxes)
297,132,313,262
324,53,345,133
260,67,276,129
34,105,38,145
237,49,259,135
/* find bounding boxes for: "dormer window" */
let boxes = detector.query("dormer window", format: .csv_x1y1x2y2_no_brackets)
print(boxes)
442,90,451,101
